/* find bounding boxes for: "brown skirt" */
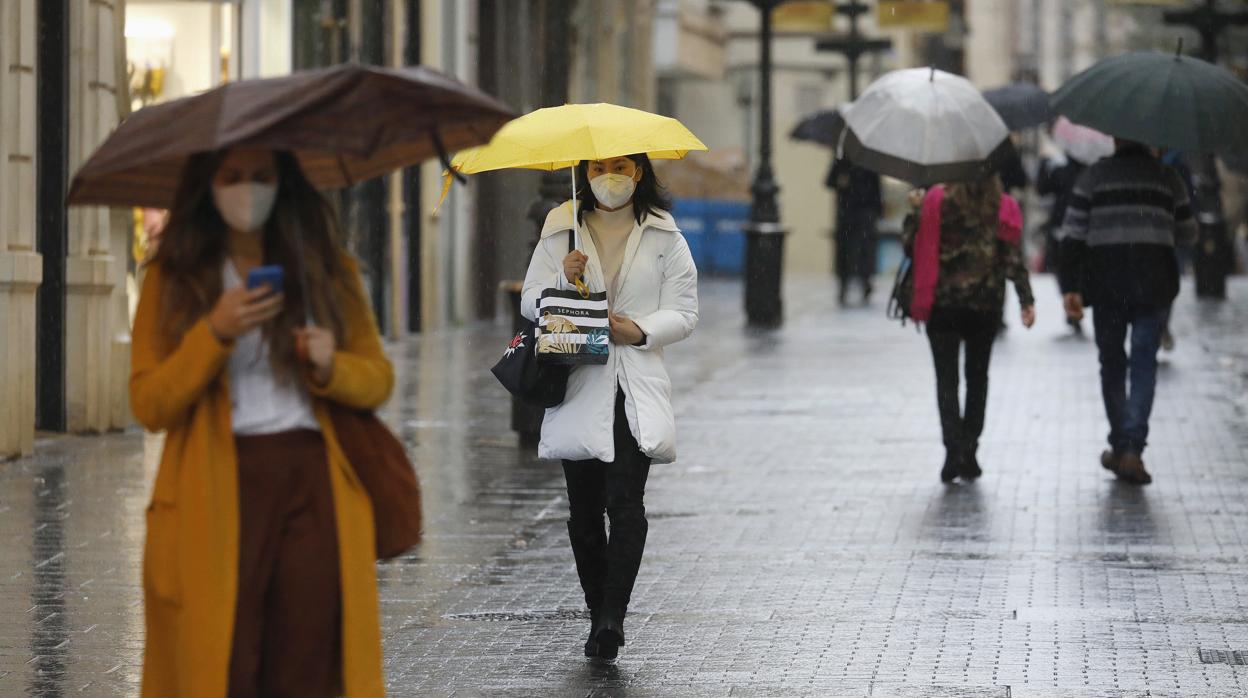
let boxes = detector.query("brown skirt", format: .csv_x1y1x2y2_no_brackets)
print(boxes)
228,429,341,698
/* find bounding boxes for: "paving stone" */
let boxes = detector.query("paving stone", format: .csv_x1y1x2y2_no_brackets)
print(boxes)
0,276,1245,696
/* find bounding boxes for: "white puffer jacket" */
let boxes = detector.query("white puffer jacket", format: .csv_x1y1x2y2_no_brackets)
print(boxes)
521,201,699,464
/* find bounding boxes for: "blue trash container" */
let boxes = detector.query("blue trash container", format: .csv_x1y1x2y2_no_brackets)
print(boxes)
705,200,749,276
671,199,709,271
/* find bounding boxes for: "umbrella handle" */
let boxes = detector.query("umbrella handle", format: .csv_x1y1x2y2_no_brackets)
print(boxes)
569,162,589,299
433,129,466,184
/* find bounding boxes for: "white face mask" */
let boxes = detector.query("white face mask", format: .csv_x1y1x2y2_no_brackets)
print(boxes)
589,173,637,209
212,182,278,233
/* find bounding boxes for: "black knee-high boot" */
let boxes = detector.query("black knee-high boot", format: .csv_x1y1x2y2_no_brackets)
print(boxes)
596,505,648,657
567,518,607,656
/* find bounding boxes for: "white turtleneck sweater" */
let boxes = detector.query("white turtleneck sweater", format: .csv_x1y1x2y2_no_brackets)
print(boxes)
584,205,635,304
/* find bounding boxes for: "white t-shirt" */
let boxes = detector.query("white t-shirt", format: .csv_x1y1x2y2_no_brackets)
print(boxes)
223,262,320,436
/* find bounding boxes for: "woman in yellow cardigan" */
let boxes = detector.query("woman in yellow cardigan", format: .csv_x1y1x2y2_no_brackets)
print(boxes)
131,147,392,697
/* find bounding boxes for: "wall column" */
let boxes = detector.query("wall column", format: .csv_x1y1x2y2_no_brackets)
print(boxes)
0,0,41,457
64,0,130,434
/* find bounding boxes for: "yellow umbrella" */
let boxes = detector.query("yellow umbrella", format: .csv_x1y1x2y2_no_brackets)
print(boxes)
441,102,706,295
449,102,706,175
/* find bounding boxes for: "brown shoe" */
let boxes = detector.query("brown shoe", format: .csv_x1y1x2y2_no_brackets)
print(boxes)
1100,450,1121,474
1115,453,1152,485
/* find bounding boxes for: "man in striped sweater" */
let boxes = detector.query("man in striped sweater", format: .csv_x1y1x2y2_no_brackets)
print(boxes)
1059,139,1198,485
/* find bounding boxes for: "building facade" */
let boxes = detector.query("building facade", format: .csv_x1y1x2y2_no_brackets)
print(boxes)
2,0,131,458
0,0,665,459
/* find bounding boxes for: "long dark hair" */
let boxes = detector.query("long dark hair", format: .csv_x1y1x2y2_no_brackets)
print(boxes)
150,149,353,380
575,153,672,224
945,174,1004,232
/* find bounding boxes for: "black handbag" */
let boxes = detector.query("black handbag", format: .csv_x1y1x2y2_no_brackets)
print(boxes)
491,232,575,407
887,253,917,328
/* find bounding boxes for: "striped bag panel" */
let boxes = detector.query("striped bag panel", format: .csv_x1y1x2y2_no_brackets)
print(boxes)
537,288,610,365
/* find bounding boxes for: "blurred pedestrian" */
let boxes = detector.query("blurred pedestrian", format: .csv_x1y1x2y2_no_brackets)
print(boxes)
1158,148,1198,352
999,134,1030,198
130,147,392,696
522,154,698,661
905,175,1036,483
1059,139,1198,485
1037,152,1087,333
828,158,882,305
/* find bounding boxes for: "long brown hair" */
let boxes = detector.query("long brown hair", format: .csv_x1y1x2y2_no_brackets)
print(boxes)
945,175,1003,231
150,149,353,381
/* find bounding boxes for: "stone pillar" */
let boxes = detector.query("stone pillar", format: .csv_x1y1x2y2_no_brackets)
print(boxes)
0,0,41,457
64,0,130,434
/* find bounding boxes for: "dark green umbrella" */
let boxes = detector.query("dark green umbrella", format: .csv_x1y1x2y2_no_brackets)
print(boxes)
1051,47,1248,155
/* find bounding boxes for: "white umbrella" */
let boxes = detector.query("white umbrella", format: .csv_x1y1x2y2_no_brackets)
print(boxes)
841,67,1013,185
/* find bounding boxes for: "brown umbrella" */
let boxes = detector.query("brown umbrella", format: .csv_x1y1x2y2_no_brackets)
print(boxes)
68,63,515,209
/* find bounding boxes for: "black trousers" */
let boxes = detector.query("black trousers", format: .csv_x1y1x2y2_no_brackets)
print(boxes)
562,389,651,623
926,308,998,455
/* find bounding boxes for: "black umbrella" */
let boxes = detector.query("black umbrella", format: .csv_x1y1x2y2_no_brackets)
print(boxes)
983,83,1052,131
1051,47,1248,155
790,108,847,148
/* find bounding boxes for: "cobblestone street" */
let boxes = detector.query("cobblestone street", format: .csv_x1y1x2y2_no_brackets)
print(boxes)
2,275,1247,697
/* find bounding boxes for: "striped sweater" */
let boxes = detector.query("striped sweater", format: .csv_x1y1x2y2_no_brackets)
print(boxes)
1058,146,1197,308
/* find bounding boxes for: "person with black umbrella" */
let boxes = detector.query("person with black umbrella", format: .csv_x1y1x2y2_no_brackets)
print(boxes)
827,157,883,305
71,63,515,698
130,146,395,696
1058,138,1198,485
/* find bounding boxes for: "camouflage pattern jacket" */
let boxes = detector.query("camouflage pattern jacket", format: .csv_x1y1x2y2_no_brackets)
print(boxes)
902,201,1034,315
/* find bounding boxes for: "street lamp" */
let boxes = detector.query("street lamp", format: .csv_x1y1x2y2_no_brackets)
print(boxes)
743,0,788,329
815,1,892,101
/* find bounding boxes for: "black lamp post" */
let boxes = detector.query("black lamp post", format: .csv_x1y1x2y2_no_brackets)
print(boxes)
1163,0,1248,299
815,1,892,100
743,0,788,329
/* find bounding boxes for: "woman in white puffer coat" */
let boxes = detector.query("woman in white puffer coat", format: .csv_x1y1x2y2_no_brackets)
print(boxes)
521,153,698,661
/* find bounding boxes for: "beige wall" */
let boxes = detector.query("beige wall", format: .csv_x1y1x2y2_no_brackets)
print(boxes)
66,0,131,434
0,0,41,457
417,0,478,331
965,0,1016,88
571,0,657,109
240,0,291,79
0,0,130,456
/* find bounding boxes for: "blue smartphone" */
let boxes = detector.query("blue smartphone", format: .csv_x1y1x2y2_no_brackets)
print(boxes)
246,265,284,294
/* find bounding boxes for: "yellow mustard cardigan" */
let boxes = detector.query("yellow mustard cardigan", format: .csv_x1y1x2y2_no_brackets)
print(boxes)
131,258,393,697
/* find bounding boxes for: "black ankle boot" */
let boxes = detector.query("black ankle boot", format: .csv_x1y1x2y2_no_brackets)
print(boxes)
959,441,982,480
567,520,607,656
584,608,602,657
594,609,625,660
941,449,960,483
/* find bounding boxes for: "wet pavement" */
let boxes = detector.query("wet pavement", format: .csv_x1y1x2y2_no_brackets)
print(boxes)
2,275,1247,697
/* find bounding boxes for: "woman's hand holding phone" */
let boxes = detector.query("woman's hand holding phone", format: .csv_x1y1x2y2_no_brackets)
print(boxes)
208,286,284,341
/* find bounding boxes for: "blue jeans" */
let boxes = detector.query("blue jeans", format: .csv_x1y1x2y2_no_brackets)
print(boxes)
1093,304,1165,455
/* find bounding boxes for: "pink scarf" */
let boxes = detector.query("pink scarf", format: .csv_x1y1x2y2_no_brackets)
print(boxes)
911,185,1022,323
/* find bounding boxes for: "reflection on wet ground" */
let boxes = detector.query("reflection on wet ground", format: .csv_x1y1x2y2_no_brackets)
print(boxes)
1,277,1247,696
